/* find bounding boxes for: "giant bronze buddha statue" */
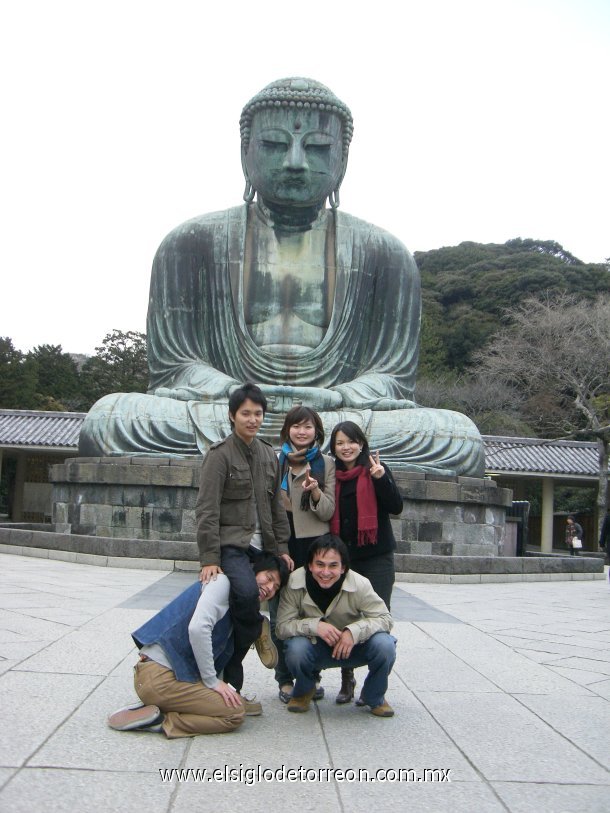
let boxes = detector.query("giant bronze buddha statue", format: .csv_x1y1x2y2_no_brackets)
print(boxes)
79,77,484,476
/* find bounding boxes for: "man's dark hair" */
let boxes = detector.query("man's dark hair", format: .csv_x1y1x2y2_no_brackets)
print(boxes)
253,554,290,589
228,382,267,422
306,533,350,572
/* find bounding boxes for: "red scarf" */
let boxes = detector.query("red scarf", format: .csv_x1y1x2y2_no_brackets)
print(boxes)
330,465,378,546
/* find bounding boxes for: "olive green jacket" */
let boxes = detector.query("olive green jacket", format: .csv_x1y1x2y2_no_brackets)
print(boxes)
275,568,393,645
196,433,290,567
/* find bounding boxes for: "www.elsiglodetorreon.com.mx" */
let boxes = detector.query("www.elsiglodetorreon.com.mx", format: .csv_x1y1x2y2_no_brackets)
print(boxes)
159,765,452,784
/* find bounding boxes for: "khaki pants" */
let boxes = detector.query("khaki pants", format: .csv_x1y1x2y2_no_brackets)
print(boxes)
134,660,245,738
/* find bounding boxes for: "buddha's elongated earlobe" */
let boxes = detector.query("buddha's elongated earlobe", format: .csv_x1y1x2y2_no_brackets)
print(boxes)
243,180,255,203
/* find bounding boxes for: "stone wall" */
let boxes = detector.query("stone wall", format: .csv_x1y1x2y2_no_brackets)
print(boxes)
49,457,513,556
391,471,511,556
50,456,199,541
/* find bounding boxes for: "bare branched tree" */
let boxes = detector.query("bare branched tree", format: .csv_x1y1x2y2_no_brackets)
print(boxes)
416,373,528,435
475,292,610,538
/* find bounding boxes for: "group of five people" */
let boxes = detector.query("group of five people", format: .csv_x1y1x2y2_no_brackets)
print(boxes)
108,381,402,737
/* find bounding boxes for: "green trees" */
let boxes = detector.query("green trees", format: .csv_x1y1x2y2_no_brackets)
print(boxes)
415,238,610,486
416,238,610,376
78,330,148,410
28,345,81,410
0,338,37,409
0,331,148,412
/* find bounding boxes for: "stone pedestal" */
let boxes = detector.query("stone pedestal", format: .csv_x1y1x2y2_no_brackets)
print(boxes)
50,456,201,542
391,470,511,557
49,457,512,557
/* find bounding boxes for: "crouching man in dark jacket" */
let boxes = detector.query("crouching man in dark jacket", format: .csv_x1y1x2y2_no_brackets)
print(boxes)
276,534,396,717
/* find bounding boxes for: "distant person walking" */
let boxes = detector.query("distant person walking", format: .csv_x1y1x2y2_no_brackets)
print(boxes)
565,515,583,556
599,514,610,561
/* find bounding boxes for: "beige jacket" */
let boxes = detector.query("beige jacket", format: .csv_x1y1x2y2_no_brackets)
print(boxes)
283,455,336,538
276,567,393,645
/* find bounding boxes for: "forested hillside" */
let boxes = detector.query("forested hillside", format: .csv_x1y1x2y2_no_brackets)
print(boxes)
416,238,610,376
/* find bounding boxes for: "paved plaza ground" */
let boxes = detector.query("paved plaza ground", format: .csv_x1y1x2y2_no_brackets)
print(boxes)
1,551,609,812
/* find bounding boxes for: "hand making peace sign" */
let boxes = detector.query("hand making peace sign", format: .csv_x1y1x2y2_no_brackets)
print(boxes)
302,464,322,503
369,450,384,479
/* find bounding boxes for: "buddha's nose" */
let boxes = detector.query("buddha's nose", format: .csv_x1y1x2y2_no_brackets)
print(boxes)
284,140,308,171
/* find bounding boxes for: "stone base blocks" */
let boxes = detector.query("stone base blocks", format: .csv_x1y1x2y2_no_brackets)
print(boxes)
394,553,604,582
48,457,513,554
50,456,201,542
0,455,597,579
391,469,512,556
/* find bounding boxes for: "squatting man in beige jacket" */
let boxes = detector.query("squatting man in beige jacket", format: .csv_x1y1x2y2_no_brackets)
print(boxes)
276,534,396,716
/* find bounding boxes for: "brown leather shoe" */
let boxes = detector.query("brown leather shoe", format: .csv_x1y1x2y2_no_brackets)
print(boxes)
254,616,278,669
335,668,356,704
287,688,316,713
238,693,263,716
370,700,394,718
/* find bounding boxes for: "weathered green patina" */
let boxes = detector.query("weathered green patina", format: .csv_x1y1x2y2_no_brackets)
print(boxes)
79,77,484,476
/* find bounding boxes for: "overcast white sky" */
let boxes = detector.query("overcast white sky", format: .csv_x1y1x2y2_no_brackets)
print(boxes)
1,0,608,355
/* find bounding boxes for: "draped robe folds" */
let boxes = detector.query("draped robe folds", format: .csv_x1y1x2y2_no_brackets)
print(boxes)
79,204,485,476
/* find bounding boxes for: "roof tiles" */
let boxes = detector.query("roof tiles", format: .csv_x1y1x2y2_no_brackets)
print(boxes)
0,410,84,448
0,411,605,477
482,435,602,477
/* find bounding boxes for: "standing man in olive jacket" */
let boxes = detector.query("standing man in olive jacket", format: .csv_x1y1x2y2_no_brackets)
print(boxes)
196,382,293,694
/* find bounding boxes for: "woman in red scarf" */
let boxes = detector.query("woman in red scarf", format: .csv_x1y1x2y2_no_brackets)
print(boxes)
329,421,403,703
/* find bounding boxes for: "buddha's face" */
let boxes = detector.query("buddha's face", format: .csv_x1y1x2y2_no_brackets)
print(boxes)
244,108,344,208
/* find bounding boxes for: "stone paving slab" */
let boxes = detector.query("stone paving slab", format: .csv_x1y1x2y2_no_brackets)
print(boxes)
16,608,153,676
493,631,610,658
420,623,592,695
1,553,609,813
313,681,481,782
171,772,343,813
393,623,501,693
545,664,610,687
515,693,610,768
331,781,506,813
0,769,176,813
0,768,18,790
1,671,102,767
491,782,610,813
590,678,610,700
32,673,187,772
416,690,608,783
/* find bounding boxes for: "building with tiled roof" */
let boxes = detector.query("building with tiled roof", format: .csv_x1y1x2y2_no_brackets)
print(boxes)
0,410,83,451
0,411,607,551
483,435,603,480
0,410,86,523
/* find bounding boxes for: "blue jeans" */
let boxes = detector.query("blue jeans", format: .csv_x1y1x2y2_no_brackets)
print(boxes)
269,595,323,689
284,632,396,709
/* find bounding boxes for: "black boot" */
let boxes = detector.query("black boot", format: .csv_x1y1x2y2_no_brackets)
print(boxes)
335,668,356,704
